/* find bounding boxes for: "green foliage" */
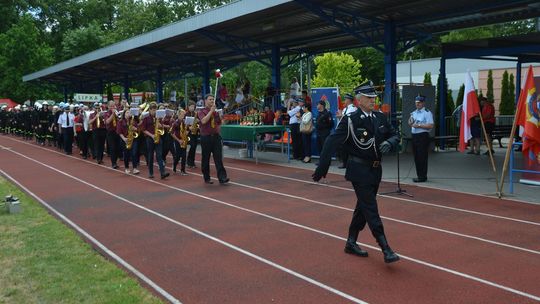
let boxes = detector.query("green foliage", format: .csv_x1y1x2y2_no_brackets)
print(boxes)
499,70,514,115
423,72,432,85
312,52,363,95
456,84,465,107
345,47,384,84
509,73,515,106
487,70,494,102
62,22,109,60
0,14,54,102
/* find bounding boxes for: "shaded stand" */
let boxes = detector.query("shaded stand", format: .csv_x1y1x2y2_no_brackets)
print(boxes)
381,115,413,197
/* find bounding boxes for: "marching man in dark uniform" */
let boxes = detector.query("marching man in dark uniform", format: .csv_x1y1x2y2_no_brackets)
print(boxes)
312,81,400,263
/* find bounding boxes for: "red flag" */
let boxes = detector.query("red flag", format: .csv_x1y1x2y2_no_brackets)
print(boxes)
516,66,540,162
459,71,481,152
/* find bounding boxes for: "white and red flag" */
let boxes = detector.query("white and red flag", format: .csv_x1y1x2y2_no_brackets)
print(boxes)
459,71,481,152
516,65,540,163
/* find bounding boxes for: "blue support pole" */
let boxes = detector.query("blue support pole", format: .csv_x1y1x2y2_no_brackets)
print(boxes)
156,68,163,103
63,86,68,103
383,21,397,123
439,57,447,149
202,59,210,96
272,45,282,110
123,76,130,102
515,60,522,105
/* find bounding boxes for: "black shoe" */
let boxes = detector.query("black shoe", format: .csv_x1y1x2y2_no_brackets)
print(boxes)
148,175,154,179
160,173,170,179
344,242,368,257
413,178,427,183
483,150,495,155
112,164,119,169
219,178,230,184
466,151,475,154
376,236,400,264
204,179,214,184
98,159,103,164
338,165,346,169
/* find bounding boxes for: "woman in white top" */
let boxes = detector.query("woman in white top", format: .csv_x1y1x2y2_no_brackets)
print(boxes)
290,77,300,99
300,103,313,163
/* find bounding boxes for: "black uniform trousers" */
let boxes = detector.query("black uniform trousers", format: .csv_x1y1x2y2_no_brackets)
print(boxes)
348,167,385,241
173,141,187,172
77,130,88,158
200,134,227,182
412,132,430,180
146,137,165,177
62,128,74,154
106,130,120,166
316,130,330,155
290,123,303,159
93,129,107,162
187,133,198,167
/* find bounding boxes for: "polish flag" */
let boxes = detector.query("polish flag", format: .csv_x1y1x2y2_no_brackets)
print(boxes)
459,71,481,152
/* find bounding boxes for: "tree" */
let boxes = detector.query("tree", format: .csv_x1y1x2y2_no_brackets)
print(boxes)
487,69,494,102
509,73,515,108
312,53,362,96
345,47,384,84
0,15,54,102
423,72,432,85
499,70,514,115
456,84,465,107
61,22,108,60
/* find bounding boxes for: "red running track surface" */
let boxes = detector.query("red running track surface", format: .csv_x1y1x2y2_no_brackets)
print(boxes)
1,135,539,304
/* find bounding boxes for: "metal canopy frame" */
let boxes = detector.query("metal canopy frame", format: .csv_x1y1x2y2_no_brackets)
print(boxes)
22,0,540,108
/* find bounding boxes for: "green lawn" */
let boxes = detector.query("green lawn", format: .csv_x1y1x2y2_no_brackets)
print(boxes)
0,176,164,304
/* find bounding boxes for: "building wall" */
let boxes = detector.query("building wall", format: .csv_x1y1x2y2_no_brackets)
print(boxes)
397,58,540,115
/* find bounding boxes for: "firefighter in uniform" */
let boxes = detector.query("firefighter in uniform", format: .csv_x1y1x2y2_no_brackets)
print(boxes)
312,81,400,264
37,101,50,145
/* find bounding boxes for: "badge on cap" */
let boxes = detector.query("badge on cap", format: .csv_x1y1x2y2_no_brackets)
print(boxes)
354,80,378,98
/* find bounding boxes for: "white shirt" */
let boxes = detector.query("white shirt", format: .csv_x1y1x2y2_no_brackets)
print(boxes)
410,107,433,134
343,104,358,116
287,106,302,124
57,112,75,128
290,82,300,97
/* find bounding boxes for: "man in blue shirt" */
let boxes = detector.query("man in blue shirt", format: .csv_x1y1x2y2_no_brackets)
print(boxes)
408,95,434,182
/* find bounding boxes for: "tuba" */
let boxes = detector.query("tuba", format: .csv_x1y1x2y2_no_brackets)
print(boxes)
179,121,190,149
154,117,164,144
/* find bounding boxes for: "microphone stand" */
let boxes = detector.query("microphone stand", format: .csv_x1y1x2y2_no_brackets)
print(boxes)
381,114,413,197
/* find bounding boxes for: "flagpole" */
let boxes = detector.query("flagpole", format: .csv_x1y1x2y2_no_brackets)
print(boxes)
478,112,501,197
499,97,523,196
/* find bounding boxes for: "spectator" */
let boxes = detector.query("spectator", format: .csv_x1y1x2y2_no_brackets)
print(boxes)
480,97,495,155
315,100,333,155
302,90,312,106
290,77,300,99
287,99,304,160
300,103,313,163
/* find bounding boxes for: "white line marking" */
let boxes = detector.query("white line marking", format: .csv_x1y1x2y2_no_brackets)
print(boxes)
205,160,540,226
0,169,182,304
0,145,368,304
3,140,540,302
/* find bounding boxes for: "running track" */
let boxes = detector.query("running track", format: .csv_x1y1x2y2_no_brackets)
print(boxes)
1,135,539,304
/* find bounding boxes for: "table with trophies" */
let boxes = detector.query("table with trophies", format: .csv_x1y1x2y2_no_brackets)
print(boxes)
220,113,286,163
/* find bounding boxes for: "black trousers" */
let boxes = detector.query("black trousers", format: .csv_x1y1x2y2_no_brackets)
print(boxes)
348,180,385,241
200,134,227,182
173,140,186,172
93,129,107,162
78,131,88,157
302,132,312,158
290,123,303,159
316,130,330,155
187,133,198,166
412,132,430,179
161,132,173,162
106,130,120,166
146,137,165,177
62,128,74,154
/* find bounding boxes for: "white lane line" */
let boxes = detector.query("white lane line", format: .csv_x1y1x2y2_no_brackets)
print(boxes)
0,169,182,304
0,145,368,304
205,160,540,226
3,140,540,302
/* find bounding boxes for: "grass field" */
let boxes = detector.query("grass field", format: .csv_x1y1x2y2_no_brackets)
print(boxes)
0,176,163,304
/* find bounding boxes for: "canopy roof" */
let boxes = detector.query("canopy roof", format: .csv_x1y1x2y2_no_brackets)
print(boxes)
23,0,540,87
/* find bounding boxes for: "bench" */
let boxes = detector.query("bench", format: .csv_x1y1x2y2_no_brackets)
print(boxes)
491,125,512,148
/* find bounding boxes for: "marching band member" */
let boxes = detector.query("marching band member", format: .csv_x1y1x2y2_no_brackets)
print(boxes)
104,101,120,169
89,103,106,164
160,103,173,163
142,102,169,179
117,109,140,174
186,101,199,168
171,109,188,175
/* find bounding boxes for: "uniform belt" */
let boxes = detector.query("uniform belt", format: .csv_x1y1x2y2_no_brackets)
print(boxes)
350,156,380,168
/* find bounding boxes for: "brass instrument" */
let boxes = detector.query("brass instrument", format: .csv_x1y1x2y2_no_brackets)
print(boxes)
126,117,138,150
154,117,164,144
190,113,199,135
179,121,190,149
